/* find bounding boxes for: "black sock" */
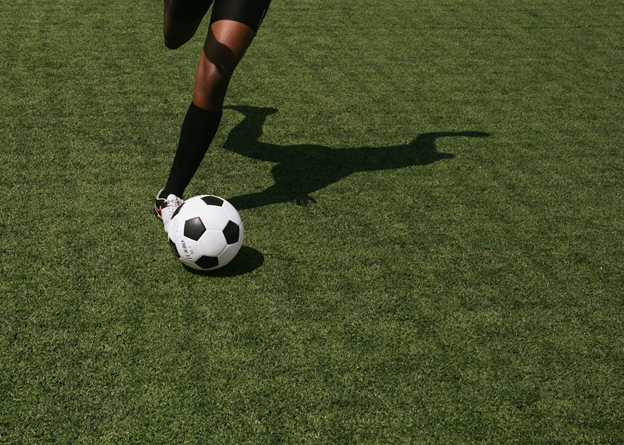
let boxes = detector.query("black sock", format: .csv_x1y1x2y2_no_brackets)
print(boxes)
162,102,223,198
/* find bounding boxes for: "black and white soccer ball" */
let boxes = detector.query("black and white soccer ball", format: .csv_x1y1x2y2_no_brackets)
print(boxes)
168,195,244,271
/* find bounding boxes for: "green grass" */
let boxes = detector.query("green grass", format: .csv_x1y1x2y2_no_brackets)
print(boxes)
1,0,623,443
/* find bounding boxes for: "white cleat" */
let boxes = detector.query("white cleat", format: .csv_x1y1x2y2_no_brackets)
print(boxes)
154,189,184,233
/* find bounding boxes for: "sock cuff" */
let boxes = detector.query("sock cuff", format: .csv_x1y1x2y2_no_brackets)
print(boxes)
181,102,223,138
189,101,223,118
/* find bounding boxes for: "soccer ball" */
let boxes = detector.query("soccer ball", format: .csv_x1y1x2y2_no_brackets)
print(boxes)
167,195,244,271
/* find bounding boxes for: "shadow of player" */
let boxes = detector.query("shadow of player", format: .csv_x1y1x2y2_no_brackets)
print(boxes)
223,106,489,210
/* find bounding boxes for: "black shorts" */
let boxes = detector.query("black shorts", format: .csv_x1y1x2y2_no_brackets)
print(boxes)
164,0,272,33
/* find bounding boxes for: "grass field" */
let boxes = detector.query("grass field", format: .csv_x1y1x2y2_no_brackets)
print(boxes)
1,0,623,443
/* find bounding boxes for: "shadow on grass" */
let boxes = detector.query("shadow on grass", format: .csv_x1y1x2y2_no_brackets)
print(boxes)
223,105,490,210
182,245,264,277
187,106,489,275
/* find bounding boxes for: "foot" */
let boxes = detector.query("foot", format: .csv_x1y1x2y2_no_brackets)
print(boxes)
154,189,184,233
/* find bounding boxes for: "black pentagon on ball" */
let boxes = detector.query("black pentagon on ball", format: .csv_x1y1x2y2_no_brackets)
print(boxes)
223,220,240,244
184,217,206,241
195,255,219,269
168,239,180,258
201,195,224,207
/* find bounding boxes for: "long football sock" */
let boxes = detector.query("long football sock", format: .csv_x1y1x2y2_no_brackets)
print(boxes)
162,102,223,197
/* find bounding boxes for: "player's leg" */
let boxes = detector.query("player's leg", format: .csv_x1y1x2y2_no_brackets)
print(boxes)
162,0,212,49
156,0,271,229
192,0,271,109
158,21,255,204
192,20,257,111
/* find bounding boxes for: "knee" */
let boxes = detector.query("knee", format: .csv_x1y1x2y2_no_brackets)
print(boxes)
164,39,180,50
197,60,233,91
163,25,196,49
193,61,233,110
164,40,181,50
162,12,200,50
164,34,187,50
